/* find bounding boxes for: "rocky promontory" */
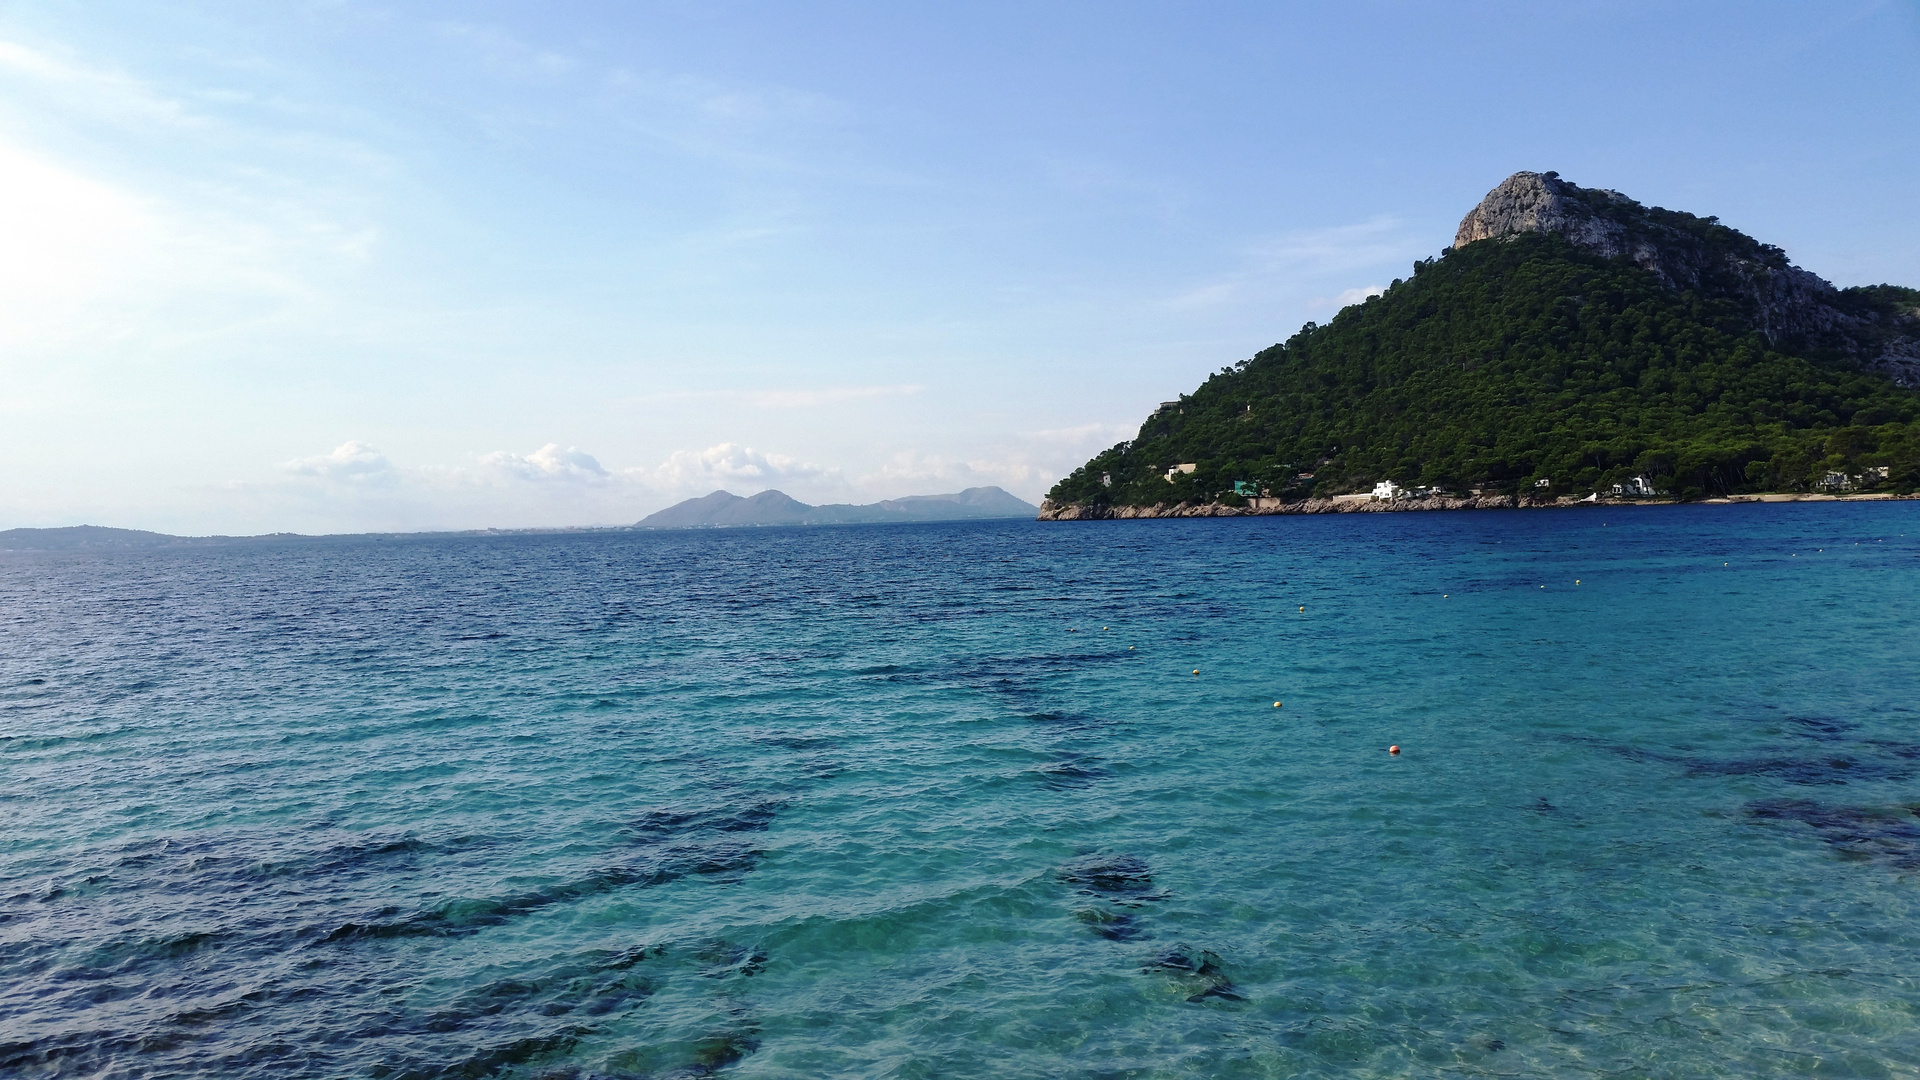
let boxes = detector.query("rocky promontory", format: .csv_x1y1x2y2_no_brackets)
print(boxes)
1040,170,1920,520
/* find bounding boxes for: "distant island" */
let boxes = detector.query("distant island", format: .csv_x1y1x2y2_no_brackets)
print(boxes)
1042,170,1920,519
636,486,1038,529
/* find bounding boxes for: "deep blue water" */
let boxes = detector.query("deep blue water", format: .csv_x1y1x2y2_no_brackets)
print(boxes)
4,505,1920,1079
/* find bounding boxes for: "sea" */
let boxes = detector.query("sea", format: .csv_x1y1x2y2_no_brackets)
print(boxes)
3,504,1919,1079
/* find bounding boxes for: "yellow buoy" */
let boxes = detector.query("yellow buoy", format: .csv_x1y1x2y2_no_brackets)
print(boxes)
1274,701,1282,708
1129,645,1134,650
1192,669,1200,675
1299,606,1305,612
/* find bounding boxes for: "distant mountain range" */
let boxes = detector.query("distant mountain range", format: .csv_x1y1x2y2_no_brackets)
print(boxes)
0,488,1041,550
635,486,1039,529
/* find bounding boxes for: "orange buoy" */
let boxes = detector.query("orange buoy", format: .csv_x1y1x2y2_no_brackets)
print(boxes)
1388,745,1401,755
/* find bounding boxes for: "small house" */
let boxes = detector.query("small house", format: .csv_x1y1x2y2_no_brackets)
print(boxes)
1163,463,1197,483
1371,480,1405,501
1610,475,1657,497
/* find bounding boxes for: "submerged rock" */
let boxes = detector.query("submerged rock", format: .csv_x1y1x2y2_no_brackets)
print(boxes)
1143,945,1245,1003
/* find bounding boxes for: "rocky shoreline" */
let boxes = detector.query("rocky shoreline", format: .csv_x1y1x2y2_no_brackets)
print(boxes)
1036,492,1915,520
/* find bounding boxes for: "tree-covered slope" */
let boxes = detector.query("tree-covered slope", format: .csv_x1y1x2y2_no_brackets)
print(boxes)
1048,223,1920,510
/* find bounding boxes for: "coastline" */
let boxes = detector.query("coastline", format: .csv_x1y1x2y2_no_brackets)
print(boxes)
1036,491,1917,520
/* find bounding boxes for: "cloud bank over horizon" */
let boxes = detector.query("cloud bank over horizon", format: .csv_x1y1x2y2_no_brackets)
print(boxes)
77,434,1095,535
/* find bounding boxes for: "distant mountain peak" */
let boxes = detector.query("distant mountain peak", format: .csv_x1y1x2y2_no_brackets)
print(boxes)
635,486,1038,529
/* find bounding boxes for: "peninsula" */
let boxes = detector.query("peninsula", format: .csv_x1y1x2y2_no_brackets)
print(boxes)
1041,171,1920,519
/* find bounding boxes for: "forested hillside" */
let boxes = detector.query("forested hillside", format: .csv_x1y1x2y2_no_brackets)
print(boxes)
1046,176,1920,511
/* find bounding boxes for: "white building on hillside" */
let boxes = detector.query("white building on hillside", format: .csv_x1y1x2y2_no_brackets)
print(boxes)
1371,480,1405,501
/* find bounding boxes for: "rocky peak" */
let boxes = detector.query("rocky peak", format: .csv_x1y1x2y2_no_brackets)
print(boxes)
1454,171,1640,255
1453,172,1920,385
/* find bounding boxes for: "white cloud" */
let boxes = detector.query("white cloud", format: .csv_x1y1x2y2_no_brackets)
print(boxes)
478,443,610,483
650,442,829,492
283,440,396,483
853,420,1132,501
1319,285,1386,308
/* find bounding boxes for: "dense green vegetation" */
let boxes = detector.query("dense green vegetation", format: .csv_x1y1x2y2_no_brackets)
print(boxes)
1048,234,1920,507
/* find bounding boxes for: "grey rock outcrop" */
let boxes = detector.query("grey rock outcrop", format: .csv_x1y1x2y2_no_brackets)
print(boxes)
1456,172,1920,385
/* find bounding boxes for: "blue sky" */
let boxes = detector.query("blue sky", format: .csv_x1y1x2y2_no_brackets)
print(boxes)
2,1,1916,533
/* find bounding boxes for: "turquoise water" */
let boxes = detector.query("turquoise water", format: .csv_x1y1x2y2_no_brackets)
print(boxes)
3,505,1919,1078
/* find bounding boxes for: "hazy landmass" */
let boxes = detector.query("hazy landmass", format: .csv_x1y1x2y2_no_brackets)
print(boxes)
635,486,1038,529
0,487,1040,550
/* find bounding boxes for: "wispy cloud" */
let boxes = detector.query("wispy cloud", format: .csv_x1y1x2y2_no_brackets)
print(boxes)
0,38,196,126
1167,217,1424,311
623,384,924,410
0,38,387,355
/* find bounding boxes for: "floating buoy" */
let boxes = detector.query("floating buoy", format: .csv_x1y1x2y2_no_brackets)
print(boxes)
1103,626,1108,630
1192,669,1200,675
1129,646,1135,650
1299,606,1305,612
1388,745,1401,755
1575,580,1580,584
1274,701,1282,708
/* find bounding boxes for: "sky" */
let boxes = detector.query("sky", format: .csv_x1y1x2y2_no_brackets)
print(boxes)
1,1,1917,534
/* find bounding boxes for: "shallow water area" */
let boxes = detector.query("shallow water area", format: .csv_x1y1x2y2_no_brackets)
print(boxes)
3,504,1920,1078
